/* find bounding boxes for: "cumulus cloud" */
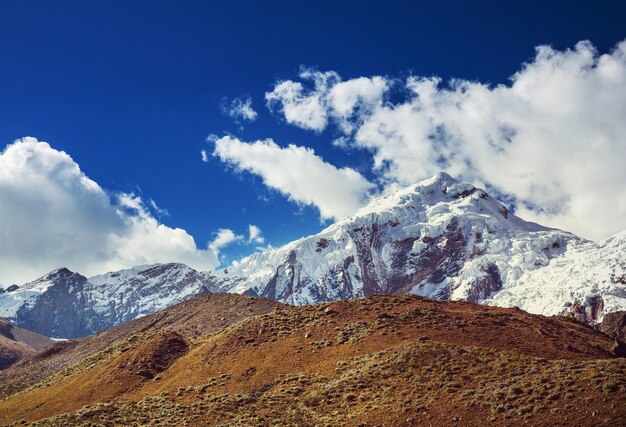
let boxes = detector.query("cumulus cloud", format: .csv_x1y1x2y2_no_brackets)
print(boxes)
222,96,258,122
265,68,387,133
212,135,374,220
0,138,224,285
208,228,244,252
266,40,626,240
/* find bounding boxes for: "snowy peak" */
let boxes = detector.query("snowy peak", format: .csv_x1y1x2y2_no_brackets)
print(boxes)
85,262,220,322
43,267,76,279
0,263,222,338
346,172,547,235
89,262,206,290
25,267,85,291
219,173,623,323
351,172,478,217
0,267,87,319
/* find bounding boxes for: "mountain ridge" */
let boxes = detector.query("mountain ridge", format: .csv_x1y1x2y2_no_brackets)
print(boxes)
1,173,624,337
0,263,223,338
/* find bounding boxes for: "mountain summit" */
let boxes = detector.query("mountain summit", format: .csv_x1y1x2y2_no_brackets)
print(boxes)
219,173,625,320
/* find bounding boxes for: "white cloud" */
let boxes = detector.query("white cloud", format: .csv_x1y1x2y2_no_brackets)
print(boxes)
266,40,626,240
208,228,244,252
265,69,387,133
148,199,169,217
328,76,388,132
248,224,264,244
223,96,258,122
207,226,267,262
200,149,209,162
212,135,374,220
265,69,338,131
0,138,224,285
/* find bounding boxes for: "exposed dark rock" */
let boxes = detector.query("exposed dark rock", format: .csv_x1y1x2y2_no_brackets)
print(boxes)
611,340,626,357
315,238,329,252
0,285,19,294
123,331,189,380
596,311,626,343
465,264,503,303
14,269,94,338
376,313,395,320
562,296,605,325
135,369,154,379
613,275,626,285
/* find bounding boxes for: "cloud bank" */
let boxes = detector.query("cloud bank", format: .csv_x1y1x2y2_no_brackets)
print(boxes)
212,135,374,220
0,138,228,285
262,40,626,240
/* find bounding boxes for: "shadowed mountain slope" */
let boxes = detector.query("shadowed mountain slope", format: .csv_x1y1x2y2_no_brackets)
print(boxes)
0,319,53,370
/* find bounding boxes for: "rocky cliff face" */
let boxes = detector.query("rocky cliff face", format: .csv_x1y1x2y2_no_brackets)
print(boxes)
14,268,94,338
1,264,221,338
597,311,626,343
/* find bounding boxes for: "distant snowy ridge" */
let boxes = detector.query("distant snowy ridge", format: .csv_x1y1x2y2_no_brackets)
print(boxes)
0,263,221,338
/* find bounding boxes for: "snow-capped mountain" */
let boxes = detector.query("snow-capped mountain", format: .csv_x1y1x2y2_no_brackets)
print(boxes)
2,173,624,338
490,230,626,323
217,173,625,322
0,263,220,338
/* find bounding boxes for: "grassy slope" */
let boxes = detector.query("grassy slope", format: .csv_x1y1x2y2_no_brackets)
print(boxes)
0,294,624,426
0,294,281,399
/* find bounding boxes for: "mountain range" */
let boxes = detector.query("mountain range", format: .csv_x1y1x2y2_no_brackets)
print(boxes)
1,173,624,338
0,264,220,338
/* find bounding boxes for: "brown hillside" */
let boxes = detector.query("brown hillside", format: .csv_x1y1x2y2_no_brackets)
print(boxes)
0,293,282,399
0,294,624,426
0,319,53,370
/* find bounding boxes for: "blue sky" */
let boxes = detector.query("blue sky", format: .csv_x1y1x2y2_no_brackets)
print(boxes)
1,1,626,283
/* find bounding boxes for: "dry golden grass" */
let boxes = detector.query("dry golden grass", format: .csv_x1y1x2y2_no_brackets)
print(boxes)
1,294,624,426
